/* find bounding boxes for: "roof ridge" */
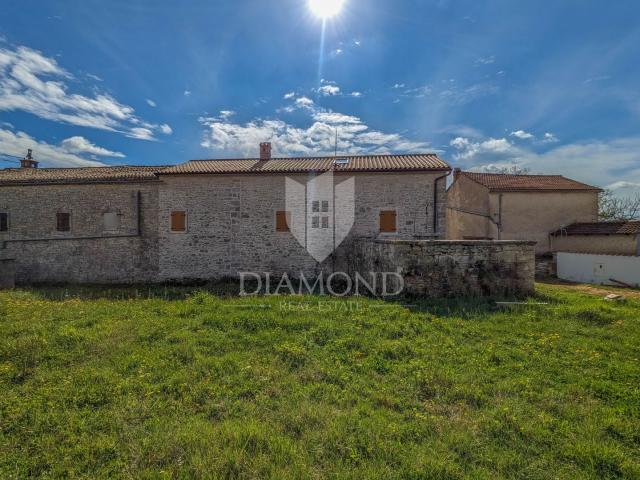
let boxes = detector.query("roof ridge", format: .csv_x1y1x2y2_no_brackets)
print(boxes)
188,153,439,163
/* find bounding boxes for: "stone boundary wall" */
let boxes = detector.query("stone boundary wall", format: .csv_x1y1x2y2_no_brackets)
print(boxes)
339,239,536,298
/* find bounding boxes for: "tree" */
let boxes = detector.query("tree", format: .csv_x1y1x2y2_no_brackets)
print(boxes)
599,189,640,221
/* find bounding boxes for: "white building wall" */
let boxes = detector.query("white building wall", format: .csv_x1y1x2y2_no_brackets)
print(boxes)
557,252,640,287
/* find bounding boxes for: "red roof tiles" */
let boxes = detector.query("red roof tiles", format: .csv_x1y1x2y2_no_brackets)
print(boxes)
158,154,450,175
551,221,640,236
461,172,601,192
0,166,164,186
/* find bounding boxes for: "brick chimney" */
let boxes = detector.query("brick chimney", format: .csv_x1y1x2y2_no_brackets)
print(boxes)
20,149,39,169
260,142,272,161
453,168,461,181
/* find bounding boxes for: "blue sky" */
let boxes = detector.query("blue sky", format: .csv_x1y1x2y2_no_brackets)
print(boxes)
1,0,640,193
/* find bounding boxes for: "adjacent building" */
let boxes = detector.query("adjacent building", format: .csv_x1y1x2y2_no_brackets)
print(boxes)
446,170,601,254
550,221,640,256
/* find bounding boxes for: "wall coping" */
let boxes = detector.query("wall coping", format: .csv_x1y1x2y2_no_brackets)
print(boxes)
365,239,537,246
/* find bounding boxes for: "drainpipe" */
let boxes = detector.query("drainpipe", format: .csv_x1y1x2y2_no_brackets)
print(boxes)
137,190,142,235
497,193,503,240
432,172,449,236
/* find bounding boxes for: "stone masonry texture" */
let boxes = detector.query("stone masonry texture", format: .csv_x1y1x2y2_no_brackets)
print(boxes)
338,239,536,298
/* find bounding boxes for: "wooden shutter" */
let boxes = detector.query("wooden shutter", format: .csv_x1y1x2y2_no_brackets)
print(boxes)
56,213,70,232
379,210,397,233
276,211,290,232
170,211,186,232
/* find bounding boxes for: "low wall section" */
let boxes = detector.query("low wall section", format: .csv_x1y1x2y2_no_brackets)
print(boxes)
340,239,536,297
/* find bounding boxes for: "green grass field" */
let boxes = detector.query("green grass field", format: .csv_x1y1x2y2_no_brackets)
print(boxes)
0,284,639,479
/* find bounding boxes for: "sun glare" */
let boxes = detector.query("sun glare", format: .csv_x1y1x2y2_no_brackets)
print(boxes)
309,0,345,19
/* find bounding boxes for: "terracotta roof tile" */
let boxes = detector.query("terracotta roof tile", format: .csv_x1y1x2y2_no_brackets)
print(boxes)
158,154,450,175
0,166,165,186
461,172,601,192
551,221,640,236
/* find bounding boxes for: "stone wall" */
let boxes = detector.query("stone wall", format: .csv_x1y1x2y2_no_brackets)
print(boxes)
0,183,159,284
339,239,536,297
158,172,447,281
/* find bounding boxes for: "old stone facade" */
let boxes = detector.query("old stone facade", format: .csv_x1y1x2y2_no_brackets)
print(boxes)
0,182,159,283
0,153,451,285
157,172,447,281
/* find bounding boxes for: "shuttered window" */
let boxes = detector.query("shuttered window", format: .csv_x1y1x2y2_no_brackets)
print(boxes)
275,211,290,232
170,211,187,232
0,213,7,232
379,210,397,233
56,212,71,232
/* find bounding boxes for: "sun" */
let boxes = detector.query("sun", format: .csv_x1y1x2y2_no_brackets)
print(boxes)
308,0,345,19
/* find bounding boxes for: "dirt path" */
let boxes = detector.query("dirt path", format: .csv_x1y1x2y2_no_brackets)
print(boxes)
538,279,640,299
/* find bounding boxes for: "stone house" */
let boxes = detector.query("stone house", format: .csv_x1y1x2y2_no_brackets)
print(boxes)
0,146,451,283
446,170,601,254
550,221,640,256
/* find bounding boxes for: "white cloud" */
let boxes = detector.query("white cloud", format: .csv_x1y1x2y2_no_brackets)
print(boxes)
159,123,173,135
510,130,534,140
476,56,496,65
333,48,343,56
0,45,169,140
349,91,363,98
318,84,341,96
403,85,432,98
199,103,430,158
146,99,156,107
543,132,559,143
312,112,362,125
0,128,107,167
450,136,515,160
219,110,235,120
183,90,191,96
283,92,295,100
295,96,315,108
59,136,124,158
128,127,155,141
393,83,405,89
606,181,640,191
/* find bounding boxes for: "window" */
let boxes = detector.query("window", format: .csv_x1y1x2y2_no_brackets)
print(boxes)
103,212,120,232
170,211,187,232
312,216,320,228
275,211,290,232
379,210,397,233
321,200,329,213
56,212,71,232
0,213,7,232
312,201,320,213
321,216,329,229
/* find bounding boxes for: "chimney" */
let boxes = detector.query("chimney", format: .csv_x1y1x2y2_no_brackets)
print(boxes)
260,142,272,161
20,149,39,169
453,168,461,181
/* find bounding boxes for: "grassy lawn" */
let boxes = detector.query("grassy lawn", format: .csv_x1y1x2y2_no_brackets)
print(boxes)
0,285,639,479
